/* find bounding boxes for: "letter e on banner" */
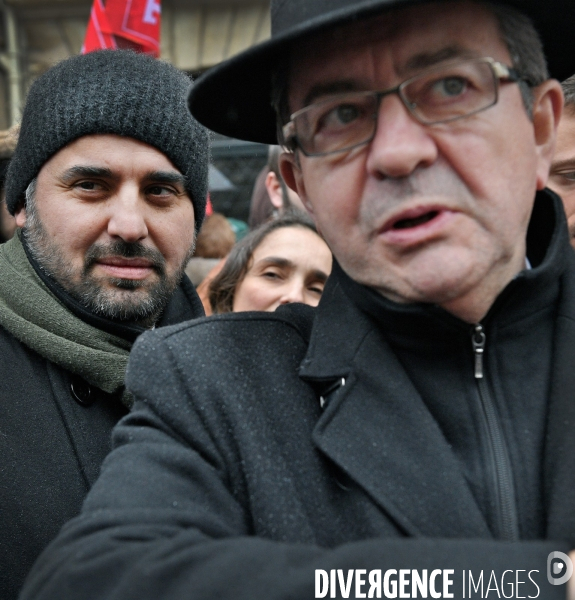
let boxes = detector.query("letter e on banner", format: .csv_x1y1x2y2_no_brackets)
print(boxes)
143,0,160,24
105,0,161,56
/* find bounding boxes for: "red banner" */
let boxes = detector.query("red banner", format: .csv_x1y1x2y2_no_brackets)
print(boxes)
83,0,161,57
82,0,117,53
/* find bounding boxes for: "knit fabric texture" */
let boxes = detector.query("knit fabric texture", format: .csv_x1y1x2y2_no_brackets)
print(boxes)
6,50,210,228
0,231,134,407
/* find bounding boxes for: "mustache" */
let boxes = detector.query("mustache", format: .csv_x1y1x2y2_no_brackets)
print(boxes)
359,161,472,221
84,240,166,275
376,167,469,201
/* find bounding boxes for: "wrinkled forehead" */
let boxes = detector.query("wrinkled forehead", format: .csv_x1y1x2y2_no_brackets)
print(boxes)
288,0,510,111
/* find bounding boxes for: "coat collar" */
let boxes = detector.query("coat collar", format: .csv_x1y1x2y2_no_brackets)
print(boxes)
300,189,574,540
300,189,567,378
300,274,492,537
543,249,575,542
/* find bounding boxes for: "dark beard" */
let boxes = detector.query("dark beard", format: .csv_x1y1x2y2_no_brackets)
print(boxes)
23,212,190,328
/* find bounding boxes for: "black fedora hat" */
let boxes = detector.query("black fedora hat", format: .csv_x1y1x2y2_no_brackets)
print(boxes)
188,0,575,145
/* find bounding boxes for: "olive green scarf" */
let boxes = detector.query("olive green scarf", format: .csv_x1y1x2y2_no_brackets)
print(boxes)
0,233,133,406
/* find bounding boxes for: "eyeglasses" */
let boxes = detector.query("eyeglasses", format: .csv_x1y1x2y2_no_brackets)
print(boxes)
282,57,526,157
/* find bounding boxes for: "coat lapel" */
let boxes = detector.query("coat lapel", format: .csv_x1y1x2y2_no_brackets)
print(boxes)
544,251,575,540
300,277,491,538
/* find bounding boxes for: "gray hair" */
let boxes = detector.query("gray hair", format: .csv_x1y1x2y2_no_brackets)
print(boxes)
25,178,36,204
271,1,549,143
23,178,38,224
562,74,575,111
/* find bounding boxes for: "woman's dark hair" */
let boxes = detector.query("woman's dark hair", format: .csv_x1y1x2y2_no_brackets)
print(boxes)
209,210,319,314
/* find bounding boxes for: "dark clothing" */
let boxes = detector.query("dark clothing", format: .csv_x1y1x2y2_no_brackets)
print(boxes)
20,191,575,599
0,275,203,600
338,194,560,541
5,50,210,228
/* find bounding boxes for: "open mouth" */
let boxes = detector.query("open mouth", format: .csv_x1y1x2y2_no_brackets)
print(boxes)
393,211,439,230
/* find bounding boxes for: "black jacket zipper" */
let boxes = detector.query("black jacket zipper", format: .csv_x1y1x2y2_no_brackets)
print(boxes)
471,324,519,541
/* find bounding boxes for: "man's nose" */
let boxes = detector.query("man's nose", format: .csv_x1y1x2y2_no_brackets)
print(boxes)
106,186,149,243
365,94,438,179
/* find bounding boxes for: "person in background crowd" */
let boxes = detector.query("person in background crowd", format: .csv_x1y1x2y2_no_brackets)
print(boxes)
0,124,19,242
185,212,236,286
247,163,273,228
0,49,208,600
248,145,305,228
20,0,575,598
198,158,308,313
209,211,332,313
549,75,575,247
195,212,236,259
265,145,306,214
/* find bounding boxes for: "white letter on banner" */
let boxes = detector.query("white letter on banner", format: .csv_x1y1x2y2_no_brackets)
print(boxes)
143,0,161,24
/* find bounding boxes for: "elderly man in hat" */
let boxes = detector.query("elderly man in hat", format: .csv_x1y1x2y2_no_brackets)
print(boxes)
20,1,575,598
0,49,208,600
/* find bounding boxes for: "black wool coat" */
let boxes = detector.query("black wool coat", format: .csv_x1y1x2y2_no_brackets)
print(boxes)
20,193,575,599
0,276,204,600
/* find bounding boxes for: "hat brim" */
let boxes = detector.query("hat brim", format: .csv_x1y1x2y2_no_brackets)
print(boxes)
188,0,575,144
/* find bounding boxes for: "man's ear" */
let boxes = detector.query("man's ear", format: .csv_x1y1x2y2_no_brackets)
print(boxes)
279,151,314,214
14,205,27,228
264,171,284,211
532,79,564,190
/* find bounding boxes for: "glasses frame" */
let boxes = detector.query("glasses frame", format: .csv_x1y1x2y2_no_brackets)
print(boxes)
282,57,524,157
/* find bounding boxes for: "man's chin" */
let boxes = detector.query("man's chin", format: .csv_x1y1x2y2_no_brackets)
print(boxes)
108,277,152,291
70,279,169,326
74,265,185,326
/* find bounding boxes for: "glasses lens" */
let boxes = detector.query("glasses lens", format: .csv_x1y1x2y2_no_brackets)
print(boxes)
402,60,497,124
294,92,378,155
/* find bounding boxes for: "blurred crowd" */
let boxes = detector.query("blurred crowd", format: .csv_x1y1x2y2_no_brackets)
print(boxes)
185,144,334,316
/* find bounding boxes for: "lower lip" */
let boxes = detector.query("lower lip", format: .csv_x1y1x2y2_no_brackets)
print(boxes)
96,264,154,280
380,210,457,247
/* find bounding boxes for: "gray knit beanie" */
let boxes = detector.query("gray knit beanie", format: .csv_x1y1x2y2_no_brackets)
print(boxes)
6,50,210,228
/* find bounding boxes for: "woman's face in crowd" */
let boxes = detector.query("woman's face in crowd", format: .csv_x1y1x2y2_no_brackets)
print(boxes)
232,226,332,312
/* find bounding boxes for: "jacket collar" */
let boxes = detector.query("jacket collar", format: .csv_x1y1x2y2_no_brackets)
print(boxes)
300,188,573,539
300,189,568,379
544,245,575,542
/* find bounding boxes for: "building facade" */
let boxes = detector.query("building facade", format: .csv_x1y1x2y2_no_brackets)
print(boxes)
0,0,270,127
0,0,271,221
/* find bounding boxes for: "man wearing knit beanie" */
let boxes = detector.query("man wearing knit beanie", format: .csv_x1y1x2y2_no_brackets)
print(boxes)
0,49,208,600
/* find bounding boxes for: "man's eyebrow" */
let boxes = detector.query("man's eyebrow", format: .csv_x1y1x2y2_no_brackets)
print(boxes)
146,171,187,186
303,81,361,110
550,159,575,172
300,46,479,109
61,166,115,181
401,46,479,74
